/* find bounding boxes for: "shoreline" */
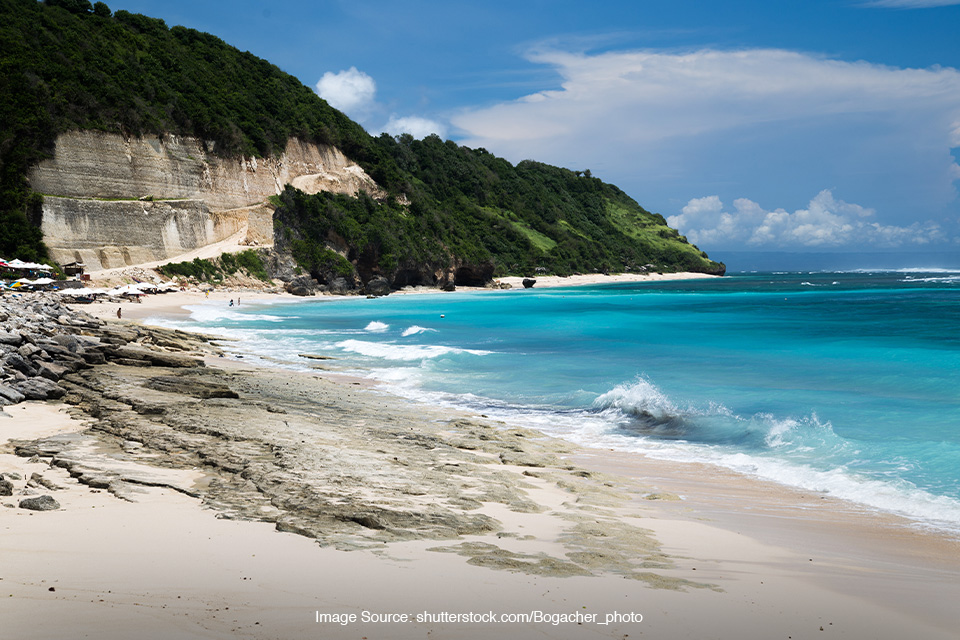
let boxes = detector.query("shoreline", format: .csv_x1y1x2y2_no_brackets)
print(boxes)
3,290,958,638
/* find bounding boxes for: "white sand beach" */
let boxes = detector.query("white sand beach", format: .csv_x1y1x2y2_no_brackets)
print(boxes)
1,283,957,640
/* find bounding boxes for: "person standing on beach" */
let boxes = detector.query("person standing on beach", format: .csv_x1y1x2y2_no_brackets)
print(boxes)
117,307,121,319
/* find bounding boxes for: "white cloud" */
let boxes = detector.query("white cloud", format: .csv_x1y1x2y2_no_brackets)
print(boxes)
668,190,943,248
455,47,960,149
315,67,377,117
452,47,960,228
381,116,447,140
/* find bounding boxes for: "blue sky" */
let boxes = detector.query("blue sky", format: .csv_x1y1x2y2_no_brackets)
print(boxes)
107,0,960,258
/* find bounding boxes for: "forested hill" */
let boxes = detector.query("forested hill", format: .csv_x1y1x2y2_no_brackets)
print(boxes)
0,0,725,279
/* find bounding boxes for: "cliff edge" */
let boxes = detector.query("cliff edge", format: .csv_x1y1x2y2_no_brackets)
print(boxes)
29,131,383,271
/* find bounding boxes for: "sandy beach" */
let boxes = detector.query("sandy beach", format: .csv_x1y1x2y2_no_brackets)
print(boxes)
2,283,958,640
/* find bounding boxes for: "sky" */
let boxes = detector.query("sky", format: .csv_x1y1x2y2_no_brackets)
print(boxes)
105,0,960,262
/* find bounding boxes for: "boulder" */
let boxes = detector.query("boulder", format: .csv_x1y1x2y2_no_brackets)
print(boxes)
0,331,22,346
284,275,318,297
0,478,13,496
364,276,392,297
50,334,81,352
522,278,536,289
0,384,26,404
19,495,60,511
12,377,65,400
327,277,353,295
2,353,37,377
36,361,70,381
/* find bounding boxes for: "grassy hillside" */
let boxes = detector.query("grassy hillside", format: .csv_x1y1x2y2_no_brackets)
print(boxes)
0,0,724,279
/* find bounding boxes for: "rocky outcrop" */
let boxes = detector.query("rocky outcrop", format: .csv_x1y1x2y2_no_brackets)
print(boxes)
0,294,215,409
30,131,384,270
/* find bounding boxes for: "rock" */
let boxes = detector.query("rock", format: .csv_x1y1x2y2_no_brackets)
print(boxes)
0,331,22,346
29,473,63,491
441,282,456,292
522,278,536,289
364,276,391,297
326,277,352,295
18,495,60,511
106,345,204,368
2,353,37,377
284,275,318,297
36,361,70,382
50,334,81,352
143,375,239,399
12,377,65,400
0,478,13,496
0,384,26,404
17,343,43,359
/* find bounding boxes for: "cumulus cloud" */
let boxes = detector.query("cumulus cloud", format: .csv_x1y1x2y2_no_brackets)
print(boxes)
455,47,960,150
381,116,447,140
315,67,377,117
668,190,943,248
452,47,960,231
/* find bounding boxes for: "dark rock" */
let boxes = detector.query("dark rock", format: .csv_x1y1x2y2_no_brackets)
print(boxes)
50,334,81,352
36,361,70,382
364,276,392,297
80,348,107,365
2,353,37,377
12,377,65,400
19,495,60,511
0,384,26,404
0,331,22,346
0,478,13,496
284,275,318,297
326,277,352,295
522,278,537,289
441,282,456,292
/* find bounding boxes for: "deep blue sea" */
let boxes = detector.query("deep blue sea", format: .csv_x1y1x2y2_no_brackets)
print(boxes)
151,270,960,534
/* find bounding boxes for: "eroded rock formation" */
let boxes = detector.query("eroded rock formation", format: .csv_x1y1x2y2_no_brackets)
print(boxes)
30,131,383,270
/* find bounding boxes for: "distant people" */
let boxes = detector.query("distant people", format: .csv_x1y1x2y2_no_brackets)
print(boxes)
229,299,234,307
117,307,122,319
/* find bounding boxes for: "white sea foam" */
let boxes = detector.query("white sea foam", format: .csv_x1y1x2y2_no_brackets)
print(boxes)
401,325,437,337
336,339,491,361
184,305,286,323
364,321,390,332
592,377,676,420
901,275,960,283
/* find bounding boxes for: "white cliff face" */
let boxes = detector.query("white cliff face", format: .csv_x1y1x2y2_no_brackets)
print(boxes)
30,131,383,270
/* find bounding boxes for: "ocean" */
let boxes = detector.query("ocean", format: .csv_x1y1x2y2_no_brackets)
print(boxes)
151,270,960,534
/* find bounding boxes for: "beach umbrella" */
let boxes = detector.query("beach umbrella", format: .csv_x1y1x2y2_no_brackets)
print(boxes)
31,277,55,285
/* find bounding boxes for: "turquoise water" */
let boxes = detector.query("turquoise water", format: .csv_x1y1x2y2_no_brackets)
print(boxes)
155,270,960,533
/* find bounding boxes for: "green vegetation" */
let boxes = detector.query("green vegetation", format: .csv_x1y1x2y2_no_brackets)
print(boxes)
158,250,269,282
0,0,724,278
0,0,369,260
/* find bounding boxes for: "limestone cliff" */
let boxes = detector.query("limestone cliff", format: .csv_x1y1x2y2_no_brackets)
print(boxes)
29,131,383,270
